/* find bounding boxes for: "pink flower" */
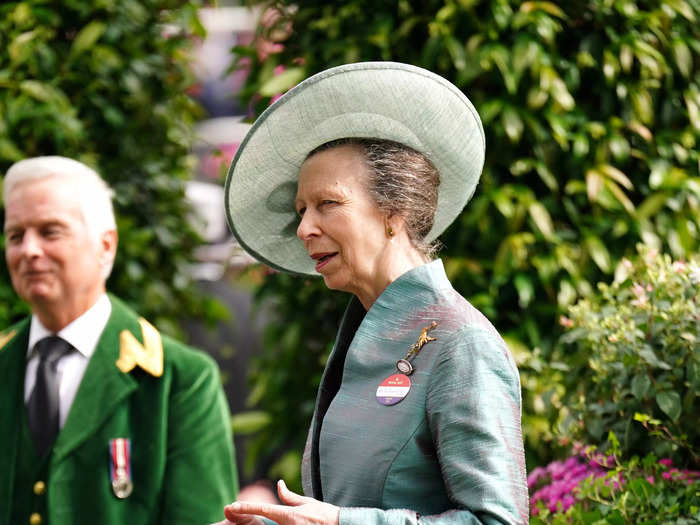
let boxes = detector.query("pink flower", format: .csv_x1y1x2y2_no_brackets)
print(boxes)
631,281,649,306
672,261,687,272
527,467,547,489
559,315,574,328
658,458,673,468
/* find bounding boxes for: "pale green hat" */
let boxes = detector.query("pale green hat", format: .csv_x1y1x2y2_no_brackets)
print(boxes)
224,61,485,275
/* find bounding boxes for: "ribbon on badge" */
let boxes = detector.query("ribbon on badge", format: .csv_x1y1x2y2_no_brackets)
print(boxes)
109,438,133,499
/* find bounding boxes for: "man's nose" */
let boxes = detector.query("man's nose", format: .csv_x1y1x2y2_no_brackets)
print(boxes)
20,231,43,257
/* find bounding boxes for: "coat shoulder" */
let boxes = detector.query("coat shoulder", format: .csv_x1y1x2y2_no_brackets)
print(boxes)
0,317,29,352
107,294,219,381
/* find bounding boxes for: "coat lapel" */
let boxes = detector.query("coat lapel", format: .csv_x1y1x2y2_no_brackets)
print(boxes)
0,320,30,524
52,298,138,465
307,297,366,500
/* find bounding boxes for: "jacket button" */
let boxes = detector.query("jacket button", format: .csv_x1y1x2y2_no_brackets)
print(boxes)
33,481,46,495
29,513,42,525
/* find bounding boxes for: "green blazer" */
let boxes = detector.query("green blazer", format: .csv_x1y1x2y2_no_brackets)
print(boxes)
301,260,529,524
0,295,237,525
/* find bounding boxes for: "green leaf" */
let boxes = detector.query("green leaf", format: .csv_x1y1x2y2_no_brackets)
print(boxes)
514,273,534,308
19,80,60,103
520,2,567,19
586,169,604,202
8,29,39,64
0,138,24,161
585,235,611,273
603,178,635,214
231,410,272,435
445,36,467,70
631,373,651,400
672,40,692,78
259,67,306,97
70,21,105,57
638,347,672,370
636,193,669,220
502,107,524,142
528,202,554,239
656,391,681,421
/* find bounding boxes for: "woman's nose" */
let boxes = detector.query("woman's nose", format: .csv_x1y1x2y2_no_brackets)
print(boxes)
296,210,319,241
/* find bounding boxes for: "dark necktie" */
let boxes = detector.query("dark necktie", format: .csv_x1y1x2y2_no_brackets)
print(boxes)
27,336,73,457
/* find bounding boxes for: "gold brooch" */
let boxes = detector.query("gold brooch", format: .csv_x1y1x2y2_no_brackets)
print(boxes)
396,321,438,375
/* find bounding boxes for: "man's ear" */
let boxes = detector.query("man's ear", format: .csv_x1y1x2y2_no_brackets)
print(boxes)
100,229,118,264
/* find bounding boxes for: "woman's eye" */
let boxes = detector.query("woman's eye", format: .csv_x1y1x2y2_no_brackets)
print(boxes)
320,200,336,206
297,207,306,217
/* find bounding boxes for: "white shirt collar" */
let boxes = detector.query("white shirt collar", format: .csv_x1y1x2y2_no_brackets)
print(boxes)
27,294,112,359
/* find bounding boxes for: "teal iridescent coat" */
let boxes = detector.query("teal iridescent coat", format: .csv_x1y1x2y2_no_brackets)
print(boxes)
301,260,529,524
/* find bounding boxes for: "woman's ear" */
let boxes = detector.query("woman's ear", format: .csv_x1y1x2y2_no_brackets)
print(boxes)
385,213,405,240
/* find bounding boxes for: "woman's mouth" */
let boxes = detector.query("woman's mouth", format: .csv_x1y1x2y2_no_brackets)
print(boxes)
312,252,337,272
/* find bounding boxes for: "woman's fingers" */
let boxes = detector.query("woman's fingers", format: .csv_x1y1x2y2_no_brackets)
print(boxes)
225,501,293,523
277,479,313,506
223,482,339,525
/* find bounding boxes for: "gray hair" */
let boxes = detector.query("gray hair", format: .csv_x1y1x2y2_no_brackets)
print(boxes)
307,138,441,258
3,156,117,279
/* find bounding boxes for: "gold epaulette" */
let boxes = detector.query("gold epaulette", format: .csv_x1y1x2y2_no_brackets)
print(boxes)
116,318,164,377
0,329,17,351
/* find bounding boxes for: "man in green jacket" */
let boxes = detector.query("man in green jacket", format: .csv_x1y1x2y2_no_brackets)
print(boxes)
0,156,237,525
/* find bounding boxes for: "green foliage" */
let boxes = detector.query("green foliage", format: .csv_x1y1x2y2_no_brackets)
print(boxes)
559,245,700,464
0,1,226,335
236,268,347,492
531,433,700,524
233,0,700,484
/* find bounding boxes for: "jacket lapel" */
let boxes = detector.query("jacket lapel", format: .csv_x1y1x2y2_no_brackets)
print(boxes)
0,320,30,524
52,298,138,465
307,297,366,500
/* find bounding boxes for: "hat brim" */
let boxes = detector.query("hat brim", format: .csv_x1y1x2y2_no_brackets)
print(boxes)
224,61,485,276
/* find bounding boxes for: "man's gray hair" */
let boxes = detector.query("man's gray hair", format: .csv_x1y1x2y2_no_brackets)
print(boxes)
3,156,118,278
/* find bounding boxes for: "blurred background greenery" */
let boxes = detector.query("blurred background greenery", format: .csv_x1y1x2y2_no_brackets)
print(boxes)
0,0,229,335
1,0,698,510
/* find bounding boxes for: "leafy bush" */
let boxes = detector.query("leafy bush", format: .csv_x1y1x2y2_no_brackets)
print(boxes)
0,1,227,335
232,0,700,484
559,244,700,463
530,433,700,524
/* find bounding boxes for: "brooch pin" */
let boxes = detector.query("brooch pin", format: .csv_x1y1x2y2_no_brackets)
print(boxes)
376,321,438,406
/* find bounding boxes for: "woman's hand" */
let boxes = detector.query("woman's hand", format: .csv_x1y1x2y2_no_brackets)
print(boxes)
223,479,340,525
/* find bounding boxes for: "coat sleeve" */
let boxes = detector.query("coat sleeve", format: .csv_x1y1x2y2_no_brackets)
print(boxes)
338,327,529,525
159,350,238,524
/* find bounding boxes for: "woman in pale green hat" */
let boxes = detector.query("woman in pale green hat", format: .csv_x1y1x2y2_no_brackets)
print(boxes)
219,62,528,525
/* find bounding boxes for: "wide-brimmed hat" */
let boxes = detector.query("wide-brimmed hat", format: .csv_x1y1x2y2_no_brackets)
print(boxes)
224,61,485,276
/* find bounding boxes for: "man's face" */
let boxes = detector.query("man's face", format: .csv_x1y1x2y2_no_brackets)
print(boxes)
4,176,112,325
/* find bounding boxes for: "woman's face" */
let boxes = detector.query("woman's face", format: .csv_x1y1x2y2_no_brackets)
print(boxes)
295,145,390,303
